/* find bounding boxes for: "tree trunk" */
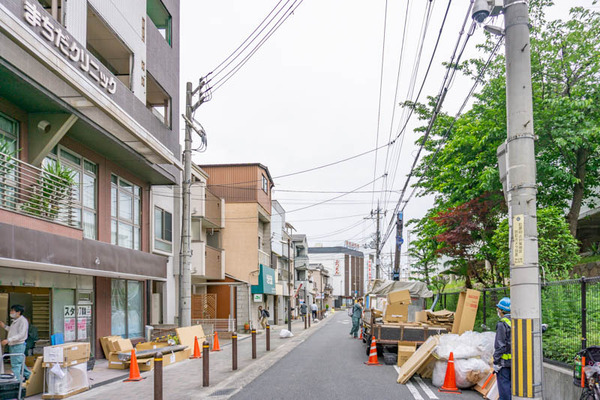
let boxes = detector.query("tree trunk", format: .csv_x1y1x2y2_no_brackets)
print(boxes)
566,148,589,237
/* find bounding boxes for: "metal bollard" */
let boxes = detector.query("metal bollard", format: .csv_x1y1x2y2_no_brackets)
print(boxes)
266,325,270,351
304,314,307,329
251,329,257,359
202,341,209,387
154,352,163,400
308,312,311,327
232,332,238,371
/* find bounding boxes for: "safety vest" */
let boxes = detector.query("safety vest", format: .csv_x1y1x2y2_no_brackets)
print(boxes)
501,317,512,360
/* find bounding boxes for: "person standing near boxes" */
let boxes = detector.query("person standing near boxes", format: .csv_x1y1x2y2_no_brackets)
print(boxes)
0,304,31,381
493,297,512,400
349,298,363,339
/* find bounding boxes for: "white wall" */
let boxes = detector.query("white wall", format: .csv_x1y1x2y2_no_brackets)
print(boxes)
65,0,146,102
151,185,179,325
308,253,345,297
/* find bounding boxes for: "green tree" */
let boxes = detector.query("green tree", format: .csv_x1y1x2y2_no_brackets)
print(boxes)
492,207,580,280
407,3,599,279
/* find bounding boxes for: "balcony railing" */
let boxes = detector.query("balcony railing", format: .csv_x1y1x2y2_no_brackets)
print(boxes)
258,249,271,267
0,152,76,227
204,189,222,228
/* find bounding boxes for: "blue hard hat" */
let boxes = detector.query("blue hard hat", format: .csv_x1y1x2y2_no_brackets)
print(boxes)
496,297,510,313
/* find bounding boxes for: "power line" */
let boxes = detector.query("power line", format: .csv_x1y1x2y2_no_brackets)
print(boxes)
206,0,287,80
209,0,305,93
370,0,390,210
381,3,477,247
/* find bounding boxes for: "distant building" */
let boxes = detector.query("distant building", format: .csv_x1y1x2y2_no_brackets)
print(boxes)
308,246,365,308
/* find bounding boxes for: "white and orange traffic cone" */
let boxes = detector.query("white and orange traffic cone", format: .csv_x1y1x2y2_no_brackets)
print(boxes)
190,335,202,359
364,336,381,366
124,350,144,382
212,331,221,351
439,352,461,393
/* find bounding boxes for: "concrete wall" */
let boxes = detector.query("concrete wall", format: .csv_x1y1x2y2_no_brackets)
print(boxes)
223,203,258,281
544,362,580,400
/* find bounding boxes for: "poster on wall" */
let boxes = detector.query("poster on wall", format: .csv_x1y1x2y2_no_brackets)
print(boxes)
77,319,87,340
64,305,76,341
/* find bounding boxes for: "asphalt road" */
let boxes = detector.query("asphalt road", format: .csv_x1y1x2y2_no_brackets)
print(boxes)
232,311,482,400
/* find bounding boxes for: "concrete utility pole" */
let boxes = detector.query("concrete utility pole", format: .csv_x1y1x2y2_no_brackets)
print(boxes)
393,212,403,281
375,203,381,279
503,1,543,398
287,238,292,332
180,79,208,327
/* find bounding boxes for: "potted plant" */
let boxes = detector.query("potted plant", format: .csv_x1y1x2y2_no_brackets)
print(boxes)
244,322,250,332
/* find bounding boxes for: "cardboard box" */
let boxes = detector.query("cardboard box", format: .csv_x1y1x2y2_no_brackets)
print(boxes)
162,348,192,368
136,341,169,351
415,310,428,323
383,303,409,323
397,336,440,384
397,342,417,367
100,336,120,358
108,353,127,370
42,363,89,399
42,358,88,368
387,289,412,305
452,289,480,334
43,342,90,364
25,357,44,397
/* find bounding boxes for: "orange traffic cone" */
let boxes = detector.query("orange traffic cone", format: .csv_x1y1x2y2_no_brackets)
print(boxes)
212,331,221,351
364,336,381,366
439,352,461,393
124,350,144,382
190,336,202,359
359,328,363,340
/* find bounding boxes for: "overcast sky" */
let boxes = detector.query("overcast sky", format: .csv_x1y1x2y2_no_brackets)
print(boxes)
181,0,597,274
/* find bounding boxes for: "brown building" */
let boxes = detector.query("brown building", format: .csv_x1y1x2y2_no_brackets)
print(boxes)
199,164,274,330
0,0,181,357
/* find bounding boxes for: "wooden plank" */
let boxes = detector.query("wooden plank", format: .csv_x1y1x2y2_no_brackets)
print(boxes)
396,335,440,384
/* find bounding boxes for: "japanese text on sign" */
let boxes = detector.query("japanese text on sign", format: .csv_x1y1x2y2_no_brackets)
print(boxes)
64,305,75,318
513,214,525,266
23,0,117,95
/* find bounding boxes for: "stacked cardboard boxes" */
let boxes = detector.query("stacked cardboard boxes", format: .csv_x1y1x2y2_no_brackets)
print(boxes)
42,342,91,399
100,336,154,371
383,290,412,323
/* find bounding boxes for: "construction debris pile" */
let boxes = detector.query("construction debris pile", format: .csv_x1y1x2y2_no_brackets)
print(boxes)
390,289,501,400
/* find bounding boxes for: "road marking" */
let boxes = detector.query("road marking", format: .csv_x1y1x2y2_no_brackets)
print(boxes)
415,376,439,399
406,381,424,400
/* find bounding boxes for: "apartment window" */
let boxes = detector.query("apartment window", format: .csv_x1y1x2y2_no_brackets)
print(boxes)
0,113,18,153
146,73,171,127
45,146,97,239
111,174,141,250
262,175,268,194
37,0,64,25
111,279,143,338
87,7,133,90
154,206,172,252
147,0,172,46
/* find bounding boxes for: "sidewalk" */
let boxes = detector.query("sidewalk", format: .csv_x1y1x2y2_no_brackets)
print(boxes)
34,314,333,400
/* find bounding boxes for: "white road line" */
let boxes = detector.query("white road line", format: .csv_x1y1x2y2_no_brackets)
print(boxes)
415,375,439,399
406,381,425,400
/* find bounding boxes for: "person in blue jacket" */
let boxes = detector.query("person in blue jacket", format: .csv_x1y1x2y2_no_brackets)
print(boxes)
494,297,512,400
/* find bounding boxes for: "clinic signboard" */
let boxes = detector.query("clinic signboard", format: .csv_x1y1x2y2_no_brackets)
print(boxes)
251,264,276,295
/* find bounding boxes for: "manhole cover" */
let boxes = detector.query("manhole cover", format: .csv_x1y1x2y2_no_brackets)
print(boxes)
210,388,236,396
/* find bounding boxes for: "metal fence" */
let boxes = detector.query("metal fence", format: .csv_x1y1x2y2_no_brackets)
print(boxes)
425,276,600,367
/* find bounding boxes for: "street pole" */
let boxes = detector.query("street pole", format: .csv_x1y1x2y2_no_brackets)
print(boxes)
375,203,381,279
180,79,207,327
287,238,292,332
503,1,543,398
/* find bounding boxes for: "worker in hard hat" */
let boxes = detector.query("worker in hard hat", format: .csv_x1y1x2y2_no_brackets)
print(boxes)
493,297,512,400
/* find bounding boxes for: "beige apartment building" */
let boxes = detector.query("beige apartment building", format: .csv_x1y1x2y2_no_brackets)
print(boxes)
200,164,274,330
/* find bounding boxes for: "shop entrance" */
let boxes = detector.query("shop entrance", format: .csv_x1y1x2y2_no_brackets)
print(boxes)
0,287,51,343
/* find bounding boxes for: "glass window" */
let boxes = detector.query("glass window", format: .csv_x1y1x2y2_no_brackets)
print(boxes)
262,175,268,193
0,113,18,210
111,174,141,250
147,0,172,46
44,146,97,239
111,279,143,339
154,206,172,252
